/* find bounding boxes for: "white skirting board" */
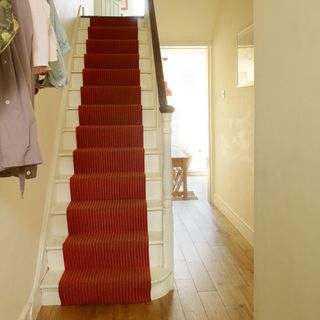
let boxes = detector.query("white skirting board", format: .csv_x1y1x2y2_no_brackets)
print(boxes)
213,193,254,246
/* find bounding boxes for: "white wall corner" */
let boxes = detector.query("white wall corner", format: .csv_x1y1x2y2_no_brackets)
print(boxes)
18,301,32,320
213,193,254,246
17,284,42,320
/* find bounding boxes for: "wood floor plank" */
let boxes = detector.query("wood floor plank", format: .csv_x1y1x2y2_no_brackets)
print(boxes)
160,287,186,320
201,227,232,247
199,291,231,320
52,305,97,320
174,260,192,280
36,307,55,320
174,226,202,262
113,301,161,320
174,237,186,261
175,279,208,320
178,207,207,243
226,304,253,320
216,285,248,307
194,242,219,264
93,305,114,319
187,261,217,292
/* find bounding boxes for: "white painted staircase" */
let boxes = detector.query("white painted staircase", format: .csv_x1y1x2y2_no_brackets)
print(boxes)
39,16,173,305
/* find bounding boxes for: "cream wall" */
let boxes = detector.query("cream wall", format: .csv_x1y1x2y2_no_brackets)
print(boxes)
212,0,254,244
154,0,219,44
255,0,320,319
0,1,86,319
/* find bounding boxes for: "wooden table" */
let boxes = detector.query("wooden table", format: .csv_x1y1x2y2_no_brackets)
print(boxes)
172,151,192,200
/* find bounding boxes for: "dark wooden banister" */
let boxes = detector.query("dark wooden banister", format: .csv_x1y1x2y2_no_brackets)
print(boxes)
147,0,174,114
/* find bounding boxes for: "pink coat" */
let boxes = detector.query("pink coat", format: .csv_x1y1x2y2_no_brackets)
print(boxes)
28,0,58,67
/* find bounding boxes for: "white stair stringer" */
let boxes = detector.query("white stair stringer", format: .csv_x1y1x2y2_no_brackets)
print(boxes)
39,16,173,306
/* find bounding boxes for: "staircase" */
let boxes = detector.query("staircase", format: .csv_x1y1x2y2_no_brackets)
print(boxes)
39,14,173,305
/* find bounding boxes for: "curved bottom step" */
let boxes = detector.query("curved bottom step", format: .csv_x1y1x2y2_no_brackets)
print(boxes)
40,268,173,305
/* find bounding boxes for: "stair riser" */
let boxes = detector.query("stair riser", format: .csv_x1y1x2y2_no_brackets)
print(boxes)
53,179,162,204
71,73,152,90
79,18,145,29
46,244,163,271
57,153,160,176
75,43,150,57
49,210,163,236
77,29,148,42
65,108,156,128
68,90,154,108
72,57,152,73
61,129,158,151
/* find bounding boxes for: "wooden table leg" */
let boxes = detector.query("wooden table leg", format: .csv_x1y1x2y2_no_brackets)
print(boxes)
182,163,188,199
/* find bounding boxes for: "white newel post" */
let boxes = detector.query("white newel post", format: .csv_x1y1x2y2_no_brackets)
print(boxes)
162,113,174,288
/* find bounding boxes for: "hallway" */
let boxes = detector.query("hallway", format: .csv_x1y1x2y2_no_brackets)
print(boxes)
37,178,253,319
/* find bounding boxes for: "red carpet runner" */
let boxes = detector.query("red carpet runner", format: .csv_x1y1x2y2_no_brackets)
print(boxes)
58,17,151,305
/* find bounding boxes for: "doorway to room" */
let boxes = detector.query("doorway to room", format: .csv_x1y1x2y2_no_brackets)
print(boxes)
161,47,210,201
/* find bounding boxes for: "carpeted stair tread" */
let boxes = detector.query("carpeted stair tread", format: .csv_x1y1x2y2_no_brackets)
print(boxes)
63,232,149,269
82,69,140,86
67,199,148,234
84,54,139,69
70,172,146,201
88,26,138,40
90,17,138,27
76,125,143,148
73,148,145,173
78,105,142,126
81,86,141,105
59,267,151,305
86,39,139,54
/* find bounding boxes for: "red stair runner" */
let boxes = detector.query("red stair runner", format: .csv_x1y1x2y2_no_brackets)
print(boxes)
88,27,138,40
78,105,142,125
84,53,139,69
59,17,151,305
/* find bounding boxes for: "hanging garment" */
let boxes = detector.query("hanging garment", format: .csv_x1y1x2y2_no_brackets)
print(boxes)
0,0,19,53
0,0,42,193
35,0,70,88
47,0,70,55
28,0,58,67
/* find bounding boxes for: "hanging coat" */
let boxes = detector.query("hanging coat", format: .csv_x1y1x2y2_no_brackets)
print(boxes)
0,0,42,184
28,0,58,67
35,0,70,89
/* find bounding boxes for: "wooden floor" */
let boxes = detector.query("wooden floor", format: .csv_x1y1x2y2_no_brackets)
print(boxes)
37,178,253,320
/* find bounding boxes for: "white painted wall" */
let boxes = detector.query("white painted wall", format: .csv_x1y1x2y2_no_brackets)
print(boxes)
255,0,320,318
154,0,219,44
211,0,254,244
121,0,144,16
0,2,85,319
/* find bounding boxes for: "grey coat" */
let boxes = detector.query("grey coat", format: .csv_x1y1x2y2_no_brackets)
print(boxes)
0,0,42,189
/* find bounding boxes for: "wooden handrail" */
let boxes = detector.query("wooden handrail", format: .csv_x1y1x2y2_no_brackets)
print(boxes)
147,0,174,114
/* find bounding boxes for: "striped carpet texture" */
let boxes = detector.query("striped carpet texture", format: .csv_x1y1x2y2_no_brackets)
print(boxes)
59,17,151,305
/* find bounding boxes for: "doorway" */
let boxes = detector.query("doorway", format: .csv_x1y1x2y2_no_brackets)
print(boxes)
161,47,210,200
